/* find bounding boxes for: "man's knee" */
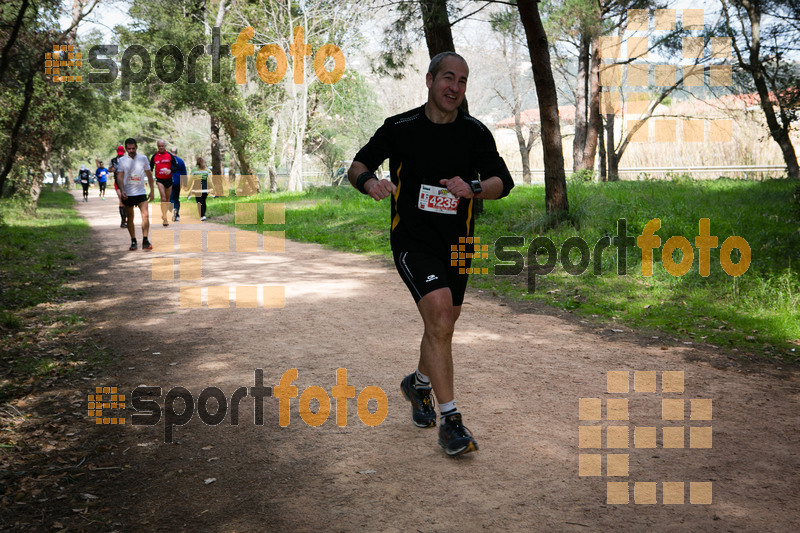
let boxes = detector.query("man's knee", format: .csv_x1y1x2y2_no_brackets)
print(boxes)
420,290,457,338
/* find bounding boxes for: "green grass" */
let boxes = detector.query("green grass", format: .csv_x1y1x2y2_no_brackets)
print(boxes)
204,179,800,362
0,191,108,402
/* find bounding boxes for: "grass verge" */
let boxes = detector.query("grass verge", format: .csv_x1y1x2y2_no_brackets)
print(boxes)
203,178,800,362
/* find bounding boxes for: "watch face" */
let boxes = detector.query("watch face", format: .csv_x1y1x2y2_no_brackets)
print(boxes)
471,180,482,193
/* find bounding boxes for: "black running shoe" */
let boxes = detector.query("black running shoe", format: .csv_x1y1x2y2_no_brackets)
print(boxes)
438,413,478,457
400,373,436,428
142,239,153,250
129,241,137,251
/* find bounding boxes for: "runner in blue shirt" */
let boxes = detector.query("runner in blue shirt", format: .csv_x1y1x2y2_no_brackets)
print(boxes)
171,151,187,222
95,162,109,200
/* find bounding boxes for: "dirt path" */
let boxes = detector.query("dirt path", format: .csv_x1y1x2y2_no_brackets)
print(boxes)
65,191,798,531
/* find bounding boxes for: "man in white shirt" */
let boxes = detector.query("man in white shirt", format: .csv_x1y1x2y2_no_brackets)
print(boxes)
115,137,155,251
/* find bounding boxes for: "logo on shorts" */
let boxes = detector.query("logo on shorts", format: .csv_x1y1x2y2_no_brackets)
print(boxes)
426,274,438,283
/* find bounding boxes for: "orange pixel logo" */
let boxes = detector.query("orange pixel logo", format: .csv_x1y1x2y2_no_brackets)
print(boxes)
88,386,126,424
578,371,713,505
450,236,489,275
45,44,83,83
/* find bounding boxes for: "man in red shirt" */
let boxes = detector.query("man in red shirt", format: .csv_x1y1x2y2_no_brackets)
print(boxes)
150,140,178,226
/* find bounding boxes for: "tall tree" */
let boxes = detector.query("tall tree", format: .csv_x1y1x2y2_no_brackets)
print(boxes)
720,0,799,179
517,0,568,215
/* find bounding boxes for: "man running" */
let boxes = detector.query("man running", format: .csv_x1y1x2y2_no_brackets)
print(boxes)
110,146,127,227
170,149,187,222
78,165,91,202
347,52,514,457
150,139,179,226
95,161,108,200
116,138,155,251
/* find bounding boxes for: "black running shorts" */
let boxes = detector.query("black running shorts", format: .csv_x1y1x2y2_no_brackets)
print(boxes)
122,194,147,207
156,177,173,189
393,251,470,306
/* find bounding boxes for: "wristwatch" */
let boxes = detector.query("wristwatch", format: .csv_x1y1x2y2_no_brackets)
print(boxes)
469,180,482,194
356,171,377,194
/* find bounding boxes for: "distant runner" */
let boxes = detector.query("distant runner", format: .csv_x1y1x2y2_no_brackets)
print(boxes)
116,138,154,251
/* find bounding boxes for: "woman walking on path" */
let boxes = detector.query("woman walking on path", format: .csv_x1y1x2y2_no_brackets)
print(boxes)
190,157,210,221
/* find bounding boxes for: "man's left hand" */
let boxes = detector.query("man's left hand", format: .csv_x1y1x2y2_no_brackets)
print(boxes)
439,177,473,199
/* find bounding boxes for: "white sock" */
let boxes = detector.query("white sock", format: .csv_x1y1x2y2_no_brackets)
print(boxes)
414,369,430,389
439,400,457,417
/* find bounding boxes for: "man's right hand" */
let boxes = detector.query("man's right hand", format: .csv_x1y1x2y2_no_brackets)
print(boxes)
366,178,396,201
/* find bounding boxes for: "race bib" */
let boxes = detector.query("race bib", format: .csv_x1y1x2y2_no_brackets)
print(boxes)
418,184,459,215
130,173,142,183
157,167,171,177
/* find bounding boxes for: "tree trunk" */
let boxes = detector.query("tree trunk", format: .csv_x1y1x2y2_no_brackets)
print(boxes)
598,113,607,182
573,33,590,172
268,117,279,193
0,0,31,82
742,4,800,179
605,113,618,181
582,39,601,173
420,0,455,57
517,0,568,215
0,65,38,194
210,115,223,176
